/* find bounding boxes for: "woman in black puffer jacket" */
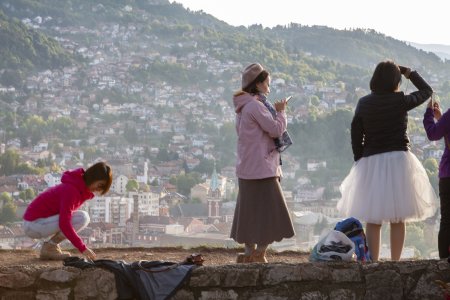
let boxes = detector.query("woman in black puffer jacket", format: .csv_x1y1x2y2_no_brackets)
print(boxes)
338,61,437,261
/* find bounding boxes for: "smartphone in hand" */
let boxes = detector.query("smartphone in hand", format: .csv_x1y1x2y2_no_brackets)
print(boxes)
285,96,293,103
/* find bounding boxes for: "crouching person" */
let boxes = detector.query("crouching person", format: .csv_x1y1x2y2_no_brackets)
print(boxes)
23,162,112,260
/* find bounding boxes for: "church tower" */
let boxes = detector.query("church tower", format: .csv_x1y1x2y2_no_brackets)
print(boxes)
207,161,221,221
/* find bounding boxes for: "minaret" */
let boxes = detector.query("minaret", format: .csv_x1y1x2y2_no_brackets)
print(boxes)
143,161,148,184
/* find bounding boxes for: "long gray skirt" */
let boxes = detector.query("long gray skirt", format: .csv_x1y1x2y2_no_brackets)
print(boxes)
230,177,295,245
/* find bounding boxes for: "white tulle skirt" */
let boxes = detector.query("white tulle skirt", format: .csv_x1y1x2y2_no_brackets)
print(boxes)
337,151,437,224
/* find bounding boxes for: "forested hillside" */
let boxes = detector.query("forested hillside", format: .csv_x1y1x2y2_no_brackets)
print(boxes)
0,10,72,71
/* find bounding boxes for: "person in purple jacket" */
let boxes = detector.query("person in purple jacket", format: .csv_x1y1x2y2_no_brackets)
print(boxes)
423,99,450,258
23,162,112,260
230,63,295,263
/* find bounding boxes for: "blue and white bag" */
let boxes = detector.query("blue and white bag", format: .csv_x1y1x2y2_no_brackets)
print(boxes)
309,230,355,262
334,217,371,262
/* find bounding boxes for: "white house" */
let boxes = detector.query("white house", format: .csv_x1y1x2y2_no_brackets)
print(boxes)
307,160,327,171
44,173,61,187
86,195,132,226
129,191,160,216
112,175,128,194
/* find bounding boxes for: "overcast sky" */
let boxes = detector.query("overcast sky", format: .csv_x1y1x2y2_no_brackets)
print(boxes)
170,0,449,46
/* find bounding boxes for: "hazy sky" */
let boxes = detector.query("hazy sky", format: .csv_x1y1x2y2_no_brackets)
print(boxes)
170,0,449,46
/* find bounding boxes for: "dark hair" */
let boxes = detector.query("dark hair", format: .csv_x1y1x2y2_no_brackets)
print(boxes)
243,70,269,94
370,61,401,93
83,162,112,195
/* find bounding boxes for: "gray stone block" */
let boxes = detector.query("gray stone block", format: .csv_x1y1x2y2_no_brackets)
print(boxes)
298,263,332,281
0,291,35,300
248,294,288,300
172,289,195,300
190,267,222,287
331,265,361,282
223,268,259,287
36,288,71,300
263,264,302,285
300,291,327,300
73,269,117,300
0,271,35,288
199,289,238,300
364,270,403,300
408,271,444,300
397,261,430,274
40,268,81,283
329,289,356,300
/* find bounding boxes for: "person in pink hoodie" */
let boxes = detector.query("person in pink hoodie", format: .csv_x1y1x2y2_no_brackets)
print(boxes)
23,162,112,260
230,63,295,263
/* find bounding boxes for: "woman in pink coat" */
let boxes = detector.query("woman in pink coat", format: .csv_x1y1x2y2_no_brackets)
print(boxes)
230,63,295,263
23,162,112,260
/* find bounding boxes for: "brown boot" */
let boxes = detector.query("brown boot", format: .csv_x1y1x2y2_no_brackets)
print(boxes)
40,242,71,260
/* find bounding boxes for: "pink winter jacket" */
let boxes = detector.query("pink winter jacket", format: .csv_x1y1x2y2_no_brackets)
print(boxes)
23,169,94,252
234,92,287,179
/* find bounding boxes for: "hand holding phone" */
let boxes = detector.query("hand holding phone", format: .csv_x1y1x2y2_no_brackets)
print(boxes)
285,96,293,103
433,101,442,121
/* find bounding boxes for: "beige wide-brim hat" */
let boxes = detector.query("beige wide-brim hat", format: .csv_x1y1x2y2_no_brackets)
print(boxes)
242,63,264,89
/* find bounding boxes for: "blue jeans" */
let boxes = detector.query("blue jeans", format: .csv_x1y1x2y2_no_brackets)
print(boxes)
23,210,90,239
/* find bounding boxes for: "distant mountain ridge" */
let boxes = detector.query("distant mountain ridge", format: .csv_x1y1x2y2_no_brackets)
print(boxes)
409,42,450,61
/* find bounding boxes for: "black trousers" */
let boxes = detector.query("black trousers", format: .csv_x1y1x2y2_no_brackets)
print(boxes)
439,178,450,258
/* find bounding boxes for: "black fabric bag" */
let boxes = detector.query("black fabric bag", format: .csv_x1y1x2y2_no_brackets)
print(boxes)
64,257,196,300
275,130,293,152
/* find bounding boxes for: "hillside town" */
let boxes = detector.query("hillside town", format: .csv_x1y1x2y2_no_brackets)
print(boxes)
0,3,446,259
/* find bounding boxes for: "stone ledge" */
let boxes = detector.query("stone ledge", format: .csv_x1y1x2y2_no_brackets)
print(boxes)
1,260,450,299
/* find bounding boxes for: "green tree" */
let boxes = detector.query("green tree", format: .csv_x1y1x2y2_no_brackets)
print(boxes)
191,197,201,203
82,147,100,162
0,149,42,176
0,193,17,224
19,188,36,201
405,223,428,257
0,149,20,175
23,115,47,145
126,179,139,192
0,70,25,89
423,158,438,174
423,158,439,193
124,126,139,144
156,148,170,162
0,192,12,204
309,95,320,107
193,158,215,175
155,148,178,162
171,173,202,196
0,201,17,224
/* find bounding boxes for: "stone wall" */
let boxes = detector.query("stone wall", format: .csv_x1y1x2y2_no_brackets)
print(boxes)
1,260,450,299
